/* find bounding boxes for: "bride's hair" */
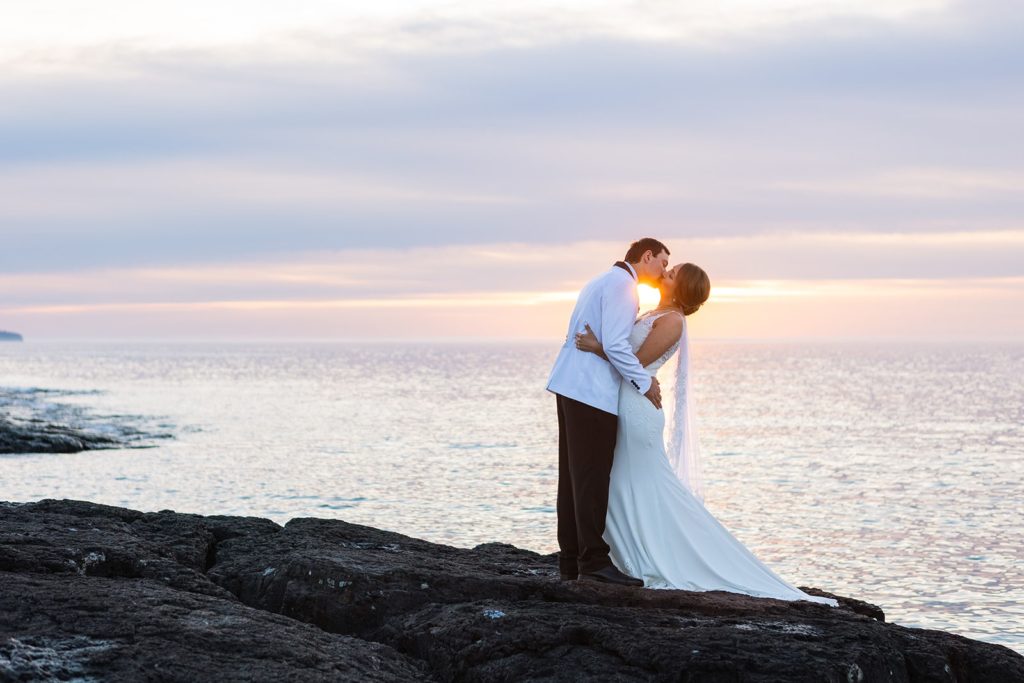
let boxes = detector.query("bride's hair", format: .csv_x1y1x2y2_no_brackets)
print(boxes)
671,263,711,316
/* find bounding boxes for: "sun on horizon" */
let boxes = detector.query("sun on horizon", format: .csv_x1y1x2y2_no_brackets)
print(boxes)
637,284,662,309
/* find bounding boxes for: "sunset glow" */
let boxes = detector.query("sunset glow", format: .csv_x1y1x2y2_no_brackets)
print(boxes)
2,0,1022,342
637,284,662,309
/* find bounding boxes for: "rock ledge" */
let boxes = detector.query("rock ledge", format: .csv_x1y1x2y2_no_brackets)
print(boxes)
2,498,1022,682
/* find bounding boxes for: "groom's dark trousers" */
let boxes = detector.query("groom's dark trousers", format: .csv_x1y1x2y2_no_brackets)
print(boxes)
556,393,618,576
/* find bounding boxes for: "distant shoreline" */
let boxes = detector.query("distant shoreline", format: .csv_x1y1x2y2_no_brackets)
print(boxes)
0,331,22,342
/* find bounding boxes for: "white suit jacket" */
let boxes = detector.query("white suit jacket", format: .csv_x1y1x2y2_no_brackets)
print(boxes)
546,263,652,415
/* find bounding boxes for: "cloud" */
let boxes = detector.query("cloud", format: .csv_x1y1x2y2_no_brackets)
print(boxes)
3,228,1022,341
0,0,957,64
2,231,1021,310
771,168,1024,199
4,276,1023,341
1,0,1023,277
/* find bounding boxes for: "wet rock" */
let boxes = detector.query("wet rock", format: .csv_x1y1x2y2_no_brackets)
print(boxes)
2,498,1023,682
0,416,122,454
1,388,172,454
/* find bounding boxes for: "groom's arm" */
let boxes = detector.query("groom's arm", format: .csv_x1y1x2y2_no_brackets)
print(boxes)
599,284,655,398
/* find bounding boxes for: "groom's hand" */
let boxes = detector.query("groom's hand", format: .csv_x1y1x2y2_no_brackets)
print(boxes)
644,377,662,410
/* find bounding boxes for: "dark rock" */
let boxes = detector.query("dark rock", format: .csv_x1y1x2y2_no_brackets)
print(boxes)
0,416,122,454
0,573,427,682
3,498,1023,682
0,500,426,682
1,387,172,454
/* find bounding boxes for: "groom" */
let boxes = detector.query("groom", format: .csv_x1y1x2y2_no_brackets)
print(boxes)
547,238,669,586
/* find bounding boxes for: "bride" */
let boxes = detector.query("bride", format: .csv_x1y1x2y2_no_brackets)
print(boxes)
575,263,837,606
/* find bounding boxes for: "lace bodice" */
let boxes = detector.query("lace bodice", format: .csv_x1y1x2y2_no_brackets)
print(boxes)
629,310,681,374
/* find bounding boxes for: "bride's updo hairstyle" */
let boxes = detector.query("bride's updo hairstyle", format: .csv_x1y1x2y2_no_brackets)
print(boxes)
672,263,711,316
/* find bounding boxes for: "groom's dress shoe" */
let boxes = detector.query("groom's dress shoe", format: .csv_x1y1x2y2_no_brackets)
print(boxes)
579,565,644,587
560,573,578,582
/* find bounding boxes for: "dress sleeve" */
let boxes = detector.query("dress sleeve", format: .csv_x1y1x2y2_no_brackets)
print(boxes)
600,281,652,394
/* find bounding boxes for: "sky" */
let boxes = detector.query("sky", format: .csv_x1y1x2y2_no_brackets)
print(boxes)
2,0,1023,340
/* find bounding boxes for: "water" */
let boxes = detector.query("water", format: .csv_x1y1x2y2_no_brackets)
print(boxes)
1,340,1022,653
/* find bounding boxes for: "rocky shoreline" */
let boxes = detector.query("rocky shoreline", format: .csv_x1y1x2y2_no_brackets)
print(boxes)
1,499,1021,681
0,416,125,454
0,387,172,454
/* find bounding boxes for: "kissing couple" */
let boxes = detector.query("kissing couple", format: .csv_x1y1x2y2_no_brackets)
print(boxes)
547,238,836,605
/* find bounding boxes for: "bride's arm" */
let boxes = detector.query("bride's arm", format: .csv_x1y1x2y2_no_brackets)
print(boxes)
575,324,610,360
576,314,683,367
635,314,684,364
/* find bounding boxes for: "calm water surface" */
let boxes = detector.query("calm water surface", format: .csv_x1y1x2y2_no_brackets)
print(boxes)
1,340,1022,653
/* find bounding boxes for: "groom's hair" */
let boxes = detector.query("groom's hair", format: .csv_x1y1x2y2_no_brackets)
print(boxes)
624,238,669,264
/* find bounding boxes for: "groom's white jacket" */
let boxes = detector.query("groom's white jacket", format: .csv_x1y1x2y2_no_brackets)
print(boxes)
546,263,652,415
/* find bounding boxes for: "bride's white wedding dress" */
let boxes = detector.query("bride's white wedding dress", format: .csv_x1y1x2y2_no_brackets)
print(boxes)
604,311,837,606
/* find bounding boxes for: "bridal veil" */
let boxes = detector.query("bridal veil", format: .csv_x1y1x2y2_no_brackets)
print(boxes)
665,314,704,502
